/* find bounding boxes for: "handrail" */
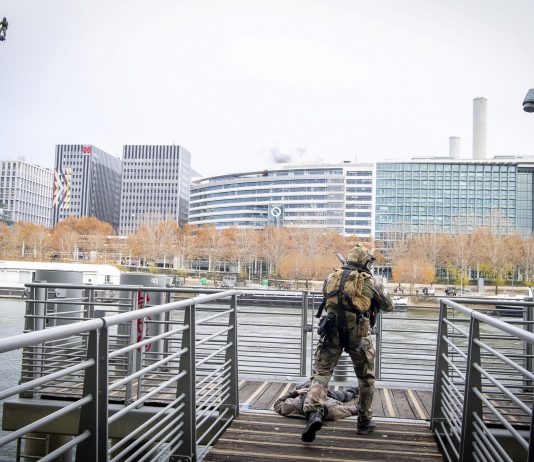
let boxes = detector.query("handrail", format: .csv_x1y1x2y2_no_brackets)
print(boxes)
431,297,534,461
0,289,240,353
0,283,241,461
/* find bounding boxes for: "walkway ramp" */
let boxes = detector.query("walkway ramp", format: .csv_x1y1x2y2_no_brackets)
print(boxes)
204,411,442,462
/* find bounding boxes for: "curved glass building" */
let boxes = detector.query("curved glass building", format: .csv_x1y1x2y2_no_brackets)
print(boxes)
189,162,374,237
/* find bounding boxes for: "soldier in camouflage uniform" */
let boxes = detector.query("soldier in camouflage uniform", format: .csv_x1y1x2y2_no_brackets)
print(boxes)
274,382,358,420
301,243,394,442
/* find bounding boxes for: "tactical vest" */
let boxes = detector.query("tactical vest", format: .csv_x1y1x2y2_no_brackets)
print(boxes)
316,266,373,347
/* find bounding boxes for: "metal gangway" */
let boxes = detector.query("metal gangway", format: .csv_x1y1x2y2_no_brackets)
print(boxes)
0,281,533,461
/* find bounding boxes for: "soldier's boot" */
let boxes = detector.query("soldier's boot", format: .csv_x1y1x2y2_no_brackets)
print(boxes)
357,417,376,435
302,412,322,442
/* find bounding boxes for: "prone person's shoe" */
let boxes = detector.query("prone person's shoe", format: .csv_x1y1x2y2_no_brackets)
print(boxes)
356,417,376,435
302,412,322,442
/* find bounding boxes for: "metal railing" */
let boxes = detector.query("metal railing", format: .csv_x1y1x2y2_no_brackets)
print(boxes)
0,283,240,461
4,282,534,461
431,297,534,462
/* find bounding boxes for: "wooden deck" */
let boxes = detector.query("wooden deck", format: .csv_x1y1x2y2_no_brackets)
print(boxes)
202,380,441,461
237,380,433,420
204,412,441,462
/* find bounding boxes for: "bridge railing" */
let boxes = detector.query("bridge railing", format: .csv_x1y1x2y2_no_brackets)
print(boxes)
431,297,534,462
0,284,240,462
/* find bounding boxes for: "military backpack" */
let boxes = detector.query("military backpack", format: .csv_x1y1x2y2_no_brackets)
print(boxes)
315,266,372,319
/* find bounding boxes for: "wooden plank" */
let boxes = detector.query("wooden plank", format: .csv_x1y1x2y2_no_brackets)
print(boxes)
242,381,270,404
391,388,416,420
239,381,263,402
381,388,396,417
223,427,440,448
407,389,429,420
415,390,433,416
236,413,436,440
372,386,386,417
269,382,295,410
254,382,286,409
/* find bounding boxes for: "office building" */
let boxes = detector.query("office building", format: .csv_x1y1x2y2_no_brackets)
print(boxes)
189,162,374,237
375,158,534,251
119,145,191,235
0,160,53,227
52,145,122,229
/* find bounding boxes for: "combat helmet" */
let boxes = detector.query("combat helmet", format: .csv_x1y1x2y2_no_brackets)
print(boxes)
346,243,375,270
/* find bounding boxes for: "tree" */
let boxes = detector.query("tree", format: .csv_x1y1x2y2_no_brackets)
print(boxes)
392,258,434,293
472,228,510,294
82,218,114,260
196,225,226,272
128,220,178,265
261,226,290,279
0,223,16,257
175,224,198,269
521,234,534,285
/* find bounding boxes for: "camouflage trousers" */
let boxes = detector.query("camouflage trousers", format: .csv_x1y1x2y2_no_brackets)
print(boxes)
303,324,376,420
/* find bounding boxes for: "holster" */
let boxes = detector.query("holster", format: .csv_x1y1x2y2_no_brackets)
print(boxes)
357,316,370,337
317,311,337,341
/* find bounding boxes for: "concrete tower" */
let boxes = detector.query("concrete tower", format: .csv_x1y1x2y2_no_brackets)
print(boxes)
449,136,460,159
473,97,487,159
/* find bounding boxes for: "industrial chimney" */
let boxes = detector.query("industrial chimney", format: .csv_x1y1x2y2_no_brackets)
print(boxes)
473,97,487,159
449,136,460,159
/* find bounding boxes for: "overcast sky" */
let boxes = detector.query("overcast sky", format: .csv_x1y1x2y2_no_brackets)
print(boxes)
1,0,534,177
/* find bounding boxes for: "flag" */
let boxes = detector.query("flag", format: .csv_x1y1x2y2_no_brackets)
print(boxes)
53,168,72,208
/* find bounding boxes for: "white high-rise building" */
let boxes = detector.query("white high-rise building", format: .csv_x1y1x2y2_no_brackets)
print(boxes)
189,162,374,238
119,145,192,235
0,160,53,227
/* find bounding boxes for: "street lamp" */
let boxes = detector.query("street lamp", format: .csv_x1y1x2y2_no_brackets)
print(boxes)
523,89,534,112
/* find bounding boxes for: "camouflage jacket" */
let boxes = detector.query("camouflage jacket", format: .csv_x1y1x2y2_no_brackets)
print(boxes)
274,389,358,420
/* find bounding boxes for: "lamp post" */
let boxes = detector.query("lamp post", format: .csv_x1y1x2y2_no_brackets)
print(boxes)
523,89,534,112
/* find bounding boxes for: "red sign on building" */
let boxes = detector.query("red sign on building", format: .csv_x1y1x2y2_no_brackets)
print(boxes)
81,145,92,155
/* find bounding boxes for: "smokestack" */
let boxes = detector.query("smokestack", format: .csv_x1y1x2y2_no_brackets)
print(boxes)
473,97,487,159
449,136,460,159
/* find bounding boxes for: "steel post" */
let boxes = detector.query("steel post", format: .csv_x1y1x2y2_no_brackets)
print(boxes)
300,291,309,376
525,299,534,391
431,300,449,432
97,327,109,462
375,312,382,380
223,294,239,418
459,317,482,462
172,303,196,461
75,329,100,462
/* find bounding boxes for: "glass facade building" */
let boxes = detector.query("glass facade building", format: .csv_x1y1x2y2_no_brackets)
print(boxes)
190,158,534,252
189,163,374,237
375,159,534,250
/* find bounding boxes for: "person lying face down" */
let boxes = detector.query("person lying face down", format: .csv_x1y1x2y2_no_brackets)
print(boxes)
274,381,359,420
